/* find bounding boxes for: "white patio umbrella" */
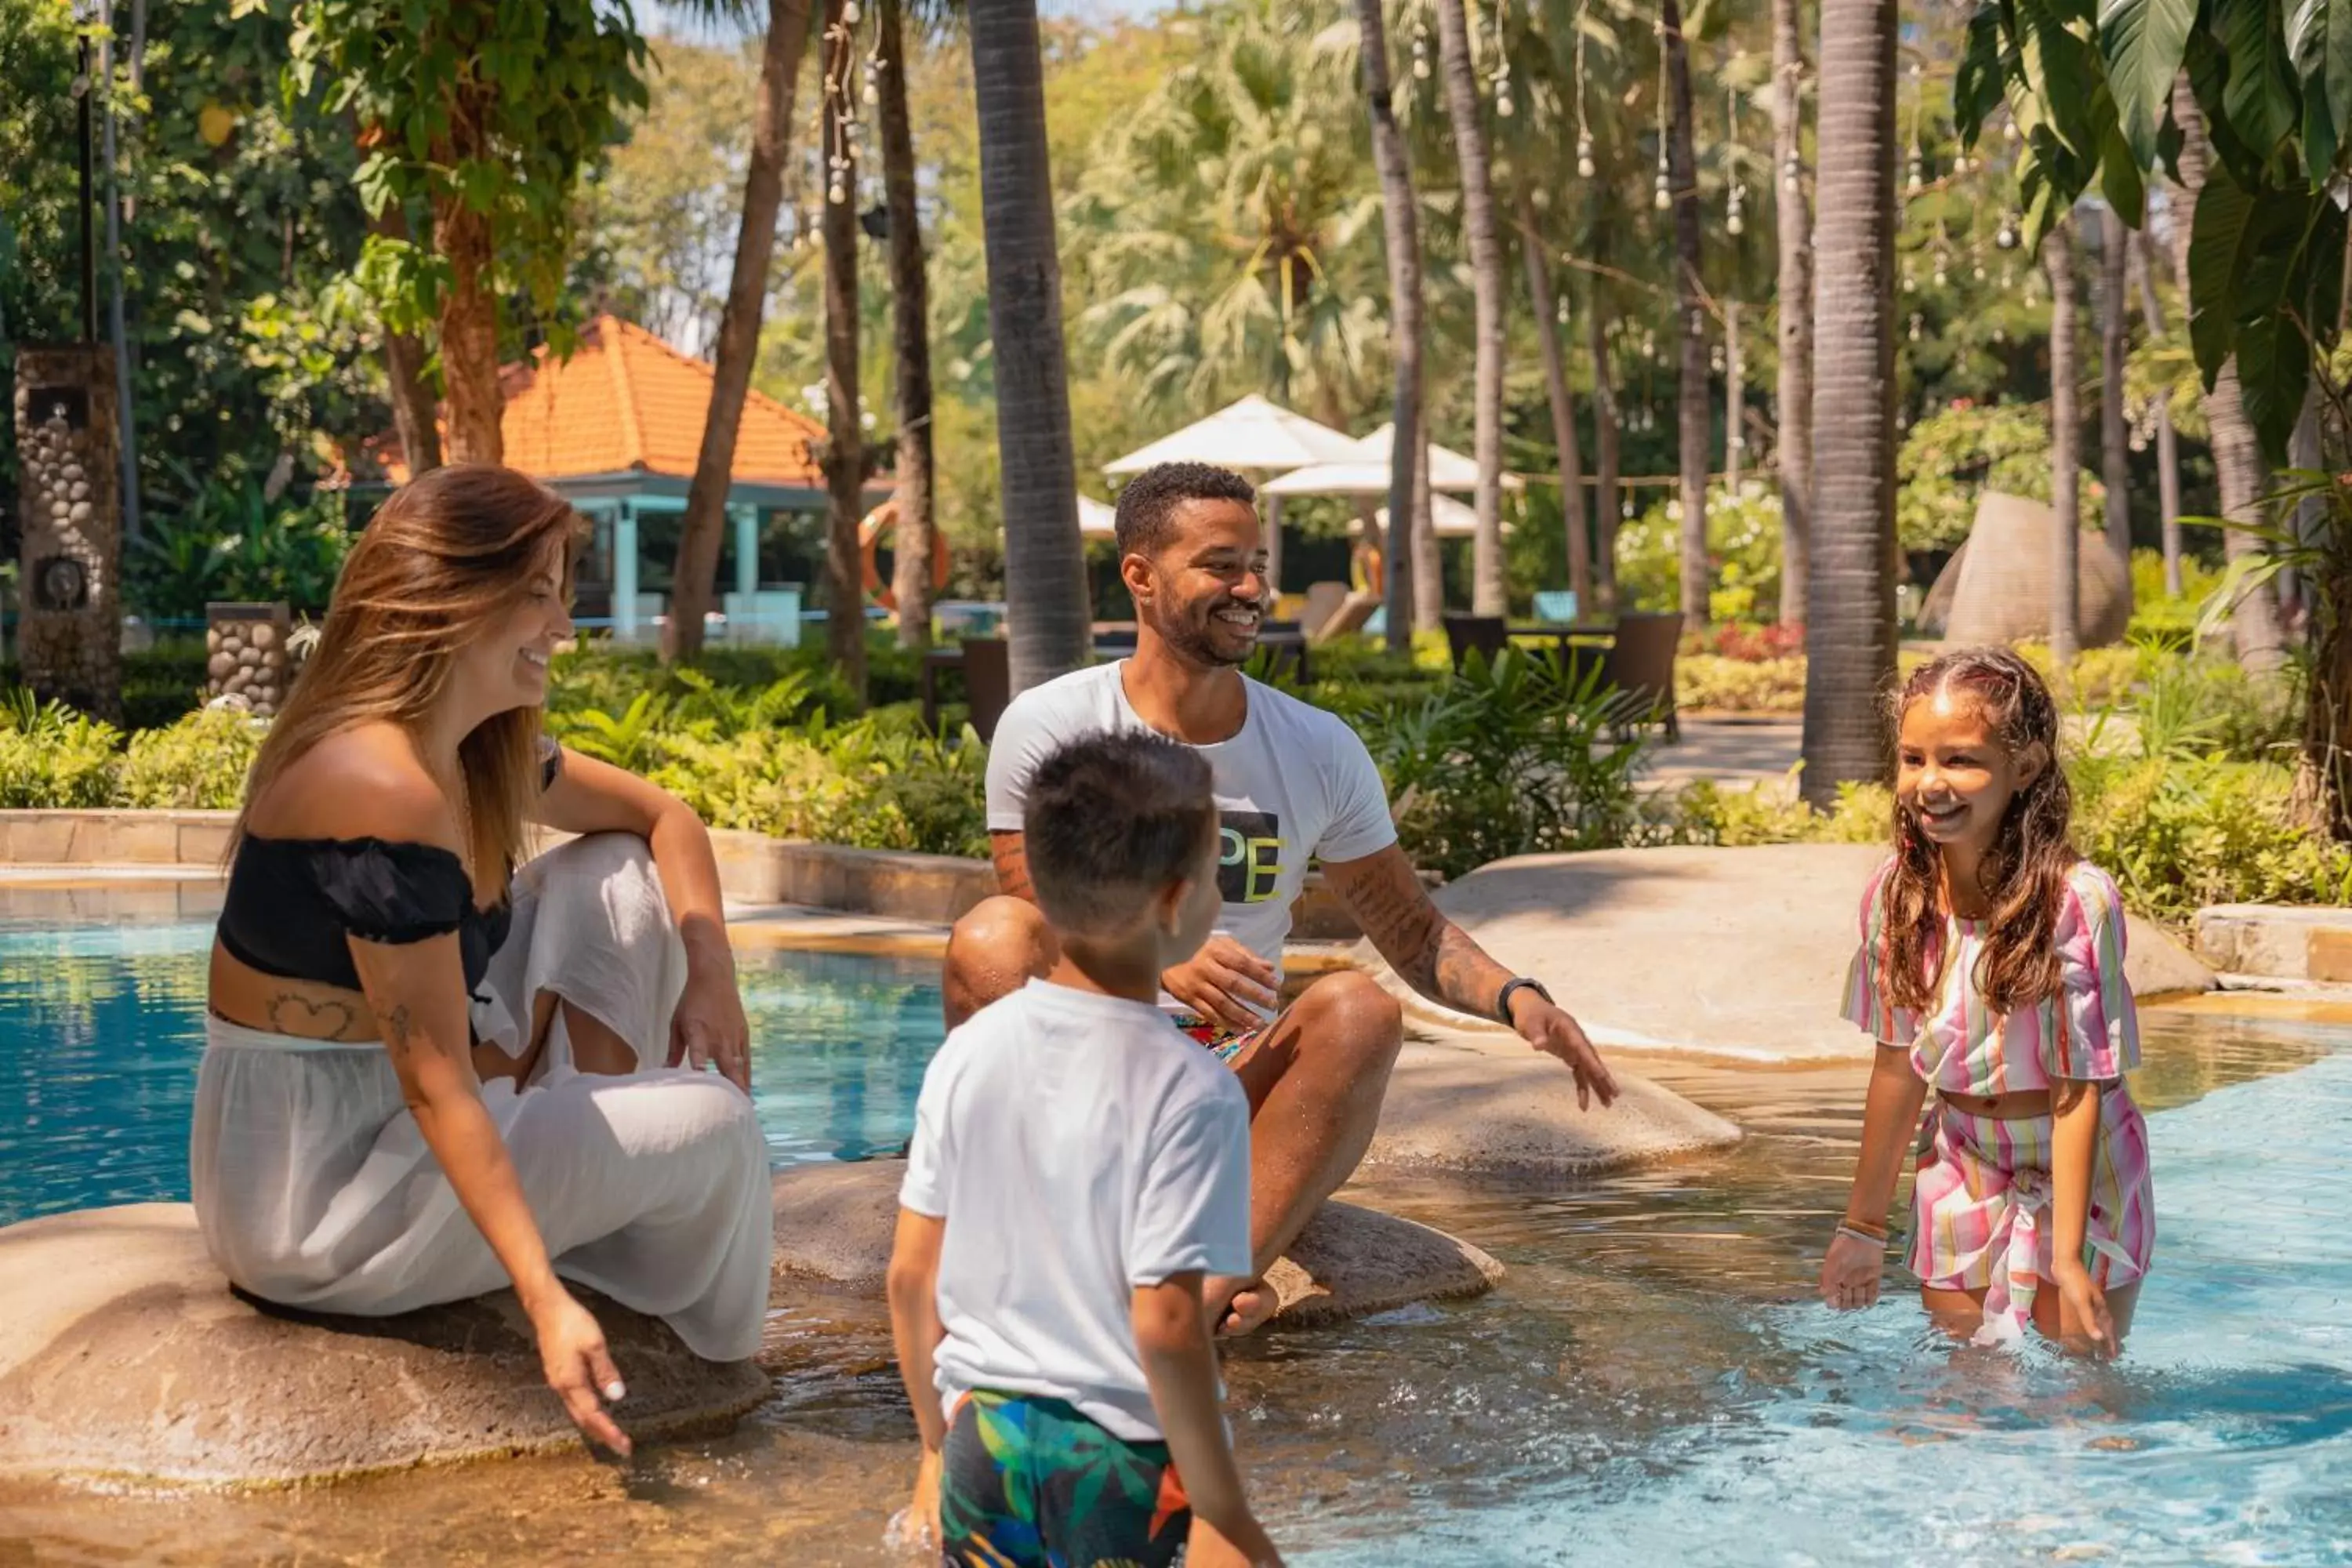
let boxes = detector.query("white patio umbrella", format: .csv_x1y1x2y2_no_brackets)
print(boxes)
1078,493,1119,539
1102,394,1363,591
1379,492,1514,538
1261,423,1525,498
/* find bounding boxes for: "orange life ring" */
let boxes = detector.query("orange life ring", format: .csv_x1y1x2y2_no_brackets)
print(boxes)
858,500,950,612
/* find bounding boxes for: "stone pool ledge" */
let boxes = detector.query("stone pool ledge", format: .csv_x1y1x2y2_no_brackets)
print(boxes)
1355,843,2220,1066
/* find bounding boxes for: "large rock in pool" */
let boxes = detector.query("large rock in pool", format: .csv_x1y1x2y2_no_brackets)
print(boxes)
1367,1038,1740,1174
0,1204,768,1486
771,1163,1502,1327
1358,844,2212,1064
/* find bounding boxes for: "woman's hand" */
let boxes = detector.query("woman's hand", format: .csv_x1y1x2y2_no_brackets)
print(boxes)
530,1286,632,1457
2051,1261,2117,1358
1819,1229,1887,1311
669,956,751,1092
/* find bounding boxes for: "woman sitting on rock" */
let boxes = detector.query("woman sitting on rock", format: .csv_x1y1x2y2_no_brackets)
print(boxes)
193,463,773,1457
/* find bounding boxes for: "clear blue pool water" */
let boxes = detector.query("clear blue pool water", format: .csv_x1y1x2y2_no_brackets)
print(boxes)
6,910,2351,1566
0,918,942,1225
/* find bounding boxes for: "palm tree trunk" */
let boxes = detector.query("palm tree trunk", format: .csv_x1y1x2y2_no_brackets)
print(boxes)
2046,216,2082,673
1357,0,1422,653
879,0,936,652
821,0,867,699
2098,204,2133,619
1517,191,1589,609
670,0,815,662
1434,0,1505,615
368,199,443,477
2169,75,2287,672
2132,229,2183,597
1412,402,1443,628
1664,0,1710,630
1773,0,1814,630
969,0,1090,692
1799,0,1898,804
1586,283,1622,612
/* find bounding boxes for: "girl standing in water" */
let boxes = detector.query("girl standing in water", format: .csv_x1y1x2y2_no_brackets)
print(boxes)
1822,647,2154,1353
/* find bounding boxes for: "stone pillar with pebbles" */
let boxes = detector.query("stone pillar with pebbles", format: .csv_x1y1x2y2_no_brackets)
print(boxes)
205,601,292,717
13,347,123,721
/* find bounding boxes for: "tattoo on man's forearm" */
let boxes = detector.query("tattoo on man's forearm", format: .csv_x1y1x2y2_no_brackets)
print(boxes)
265,993,356,1040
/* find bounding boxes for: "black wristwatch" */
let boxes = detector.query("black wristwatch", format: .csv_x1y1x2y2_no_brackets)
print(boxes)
1495,976,1552,1026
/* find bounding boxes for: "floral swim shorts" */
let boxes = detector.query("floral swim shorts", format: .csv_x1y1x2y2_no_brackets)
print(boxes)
1169,1011,1265,1066
940,1390,1190,1568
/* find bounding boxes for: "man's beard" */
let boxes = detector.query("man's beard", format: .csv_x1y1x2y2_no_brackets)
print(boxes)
1150,596,1256,668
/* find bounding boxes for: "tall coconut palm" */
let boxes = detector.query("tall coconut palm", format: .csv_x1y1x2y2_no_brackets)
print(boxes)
820,0,867,699
2046,216,2082,671
2099,203,2132,617
670,0,817,661
1518,191,1590,609
1433,0,1506,615
368,198,444,477
1586,272,1623,612
969,0,1089,691
1799,0,1897,805
877,0,937,652
2169,75,2286,673
1771,0,1813,628
1663,0,1710,629
1355,0,1423,653
2131,229,2183,596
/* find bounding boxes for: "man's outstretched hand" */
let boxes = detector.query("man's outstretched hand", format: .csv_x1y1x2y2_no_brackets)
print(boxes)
1162,935,1279,1033
1508,991,1619,1110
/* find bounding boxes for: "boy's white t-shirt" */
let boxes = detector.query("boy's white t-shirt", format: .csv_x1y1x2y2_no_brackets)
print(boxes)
898,979,1252,1442
984,662,1398,991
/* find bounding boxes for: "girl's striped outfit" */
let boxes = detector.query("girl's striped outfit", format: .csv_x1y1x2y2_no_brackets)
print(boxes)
1843,858,2156,1341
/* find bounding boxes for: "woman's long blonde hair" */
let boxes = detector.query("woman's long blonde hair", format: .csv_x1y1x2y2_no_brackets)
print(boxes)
233,463,584,879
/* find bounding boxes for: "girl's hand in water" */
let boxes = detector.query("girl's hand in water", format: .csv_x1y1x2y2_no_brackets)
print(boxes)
1819,1228,1886,1311
530,1287,632,1457
909,1446,942,1551
2052,1261,2116,1357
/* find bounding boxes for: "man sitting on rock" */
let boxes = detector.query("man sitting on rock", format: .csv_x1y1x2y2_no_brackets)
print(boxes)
949,460,1620,1335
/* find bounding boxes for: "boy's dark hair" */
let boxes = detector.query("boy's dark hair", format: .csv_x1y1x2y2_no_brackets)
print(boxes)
1024,731,1217,934
1113,462,1257,560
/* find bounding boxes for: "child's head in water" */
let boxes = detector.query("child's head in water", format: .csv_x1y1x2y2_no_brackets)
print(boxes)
1879,646,2076,1014
1022,732,1222,981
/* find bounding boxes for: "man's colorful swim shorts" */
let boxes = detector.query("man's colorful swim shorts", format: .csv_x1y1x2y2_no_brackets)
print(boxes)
940,1389,1191,1568
1170,1011,1263,1066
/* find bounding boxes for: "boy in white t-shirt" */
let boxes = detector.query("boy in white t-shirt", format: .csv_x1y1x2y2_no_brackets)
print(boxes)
888,731,1283,1568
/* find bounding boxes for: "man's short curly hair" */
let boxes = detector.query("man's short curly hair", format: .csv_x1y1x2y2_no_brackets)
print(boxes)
1112,462,1257,559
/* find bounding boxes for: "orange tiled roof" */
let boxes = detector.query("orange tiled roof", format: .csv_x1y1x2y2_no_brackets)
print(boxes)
379,316,831,489
502,315,827,487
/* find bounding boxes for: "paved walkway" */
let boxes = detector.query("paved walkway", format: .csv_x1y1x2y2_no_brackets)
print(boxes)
1639,717,1802,795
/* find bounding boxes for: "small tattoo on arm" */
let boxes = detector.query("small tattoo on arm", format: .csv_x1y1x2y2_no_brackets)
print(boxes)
264,993,358,1041
382,1004,416,1059
1335,853,1510,1014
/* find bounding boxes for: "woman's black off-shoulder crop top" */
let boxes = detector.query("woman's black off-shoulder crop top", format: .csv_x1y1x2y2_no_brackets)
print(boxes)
214,741,561,996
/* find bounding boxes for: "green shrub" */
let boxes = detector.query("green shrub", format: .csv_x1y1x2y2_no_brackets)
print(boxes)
1896,401,2104,553
2073,754,2352,923
0,698,122,808
1679,654,1806,713
118,709,265,808
1351,648,1654,881
1616,483,1784,619
1667,774,1893,846
641,713,989,858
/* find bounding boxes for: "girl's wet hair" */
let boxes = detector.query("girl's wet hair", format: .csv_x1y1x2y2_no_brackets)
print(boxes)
1878,646,2075,1015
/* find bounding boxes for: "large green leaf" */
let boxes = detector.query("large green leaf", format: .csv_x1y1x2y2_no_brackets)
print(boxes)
2288,0,2352,139
2186,28,2269,186
2100,114,2150,218
1957,2,2009,145
2100,0,2198,164
2015,0,2106,157
2185,158,2266,380
2219,0,2302,159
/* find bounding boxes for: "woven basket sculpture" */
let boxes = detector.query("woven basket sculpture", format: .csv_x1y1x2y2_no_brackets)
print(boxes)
1926,490,2132,648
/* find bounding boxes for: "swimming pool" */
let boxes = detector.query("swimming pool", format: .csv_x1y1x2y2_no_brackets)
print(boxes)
0,916,942,1225
4,906,2350,1565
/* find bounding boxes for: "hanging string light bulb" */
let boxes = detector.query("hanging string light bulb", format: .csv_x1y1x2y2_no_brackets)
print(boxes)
1412,15,1432,81
1904,60,1925,195
1907,313,1923,343
1491,0,1513,116
1653,24,1671,212
1994,212,2020,250
1574,0,1595,176
1932,223,1948,288
862,55,880,110
1726,83,1746,235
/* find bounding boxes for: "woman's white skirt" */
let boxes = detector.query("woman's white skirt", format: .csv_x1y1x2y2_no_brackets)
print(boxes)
191,833,774,1361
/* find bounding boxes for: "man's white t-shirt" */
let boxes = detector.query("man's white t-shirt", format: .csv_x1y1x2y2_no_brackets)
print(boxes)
898,979,1252,1441
984,662,1398,991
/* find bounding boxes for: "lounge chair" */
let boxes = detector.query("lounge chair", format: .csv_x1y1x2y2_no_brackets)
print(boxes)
1531,590,1580,625
1442,613,1508,673
962,637,1013,745
1308,590,1381,644
1300,581,1350,640
1599,610,1682,741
